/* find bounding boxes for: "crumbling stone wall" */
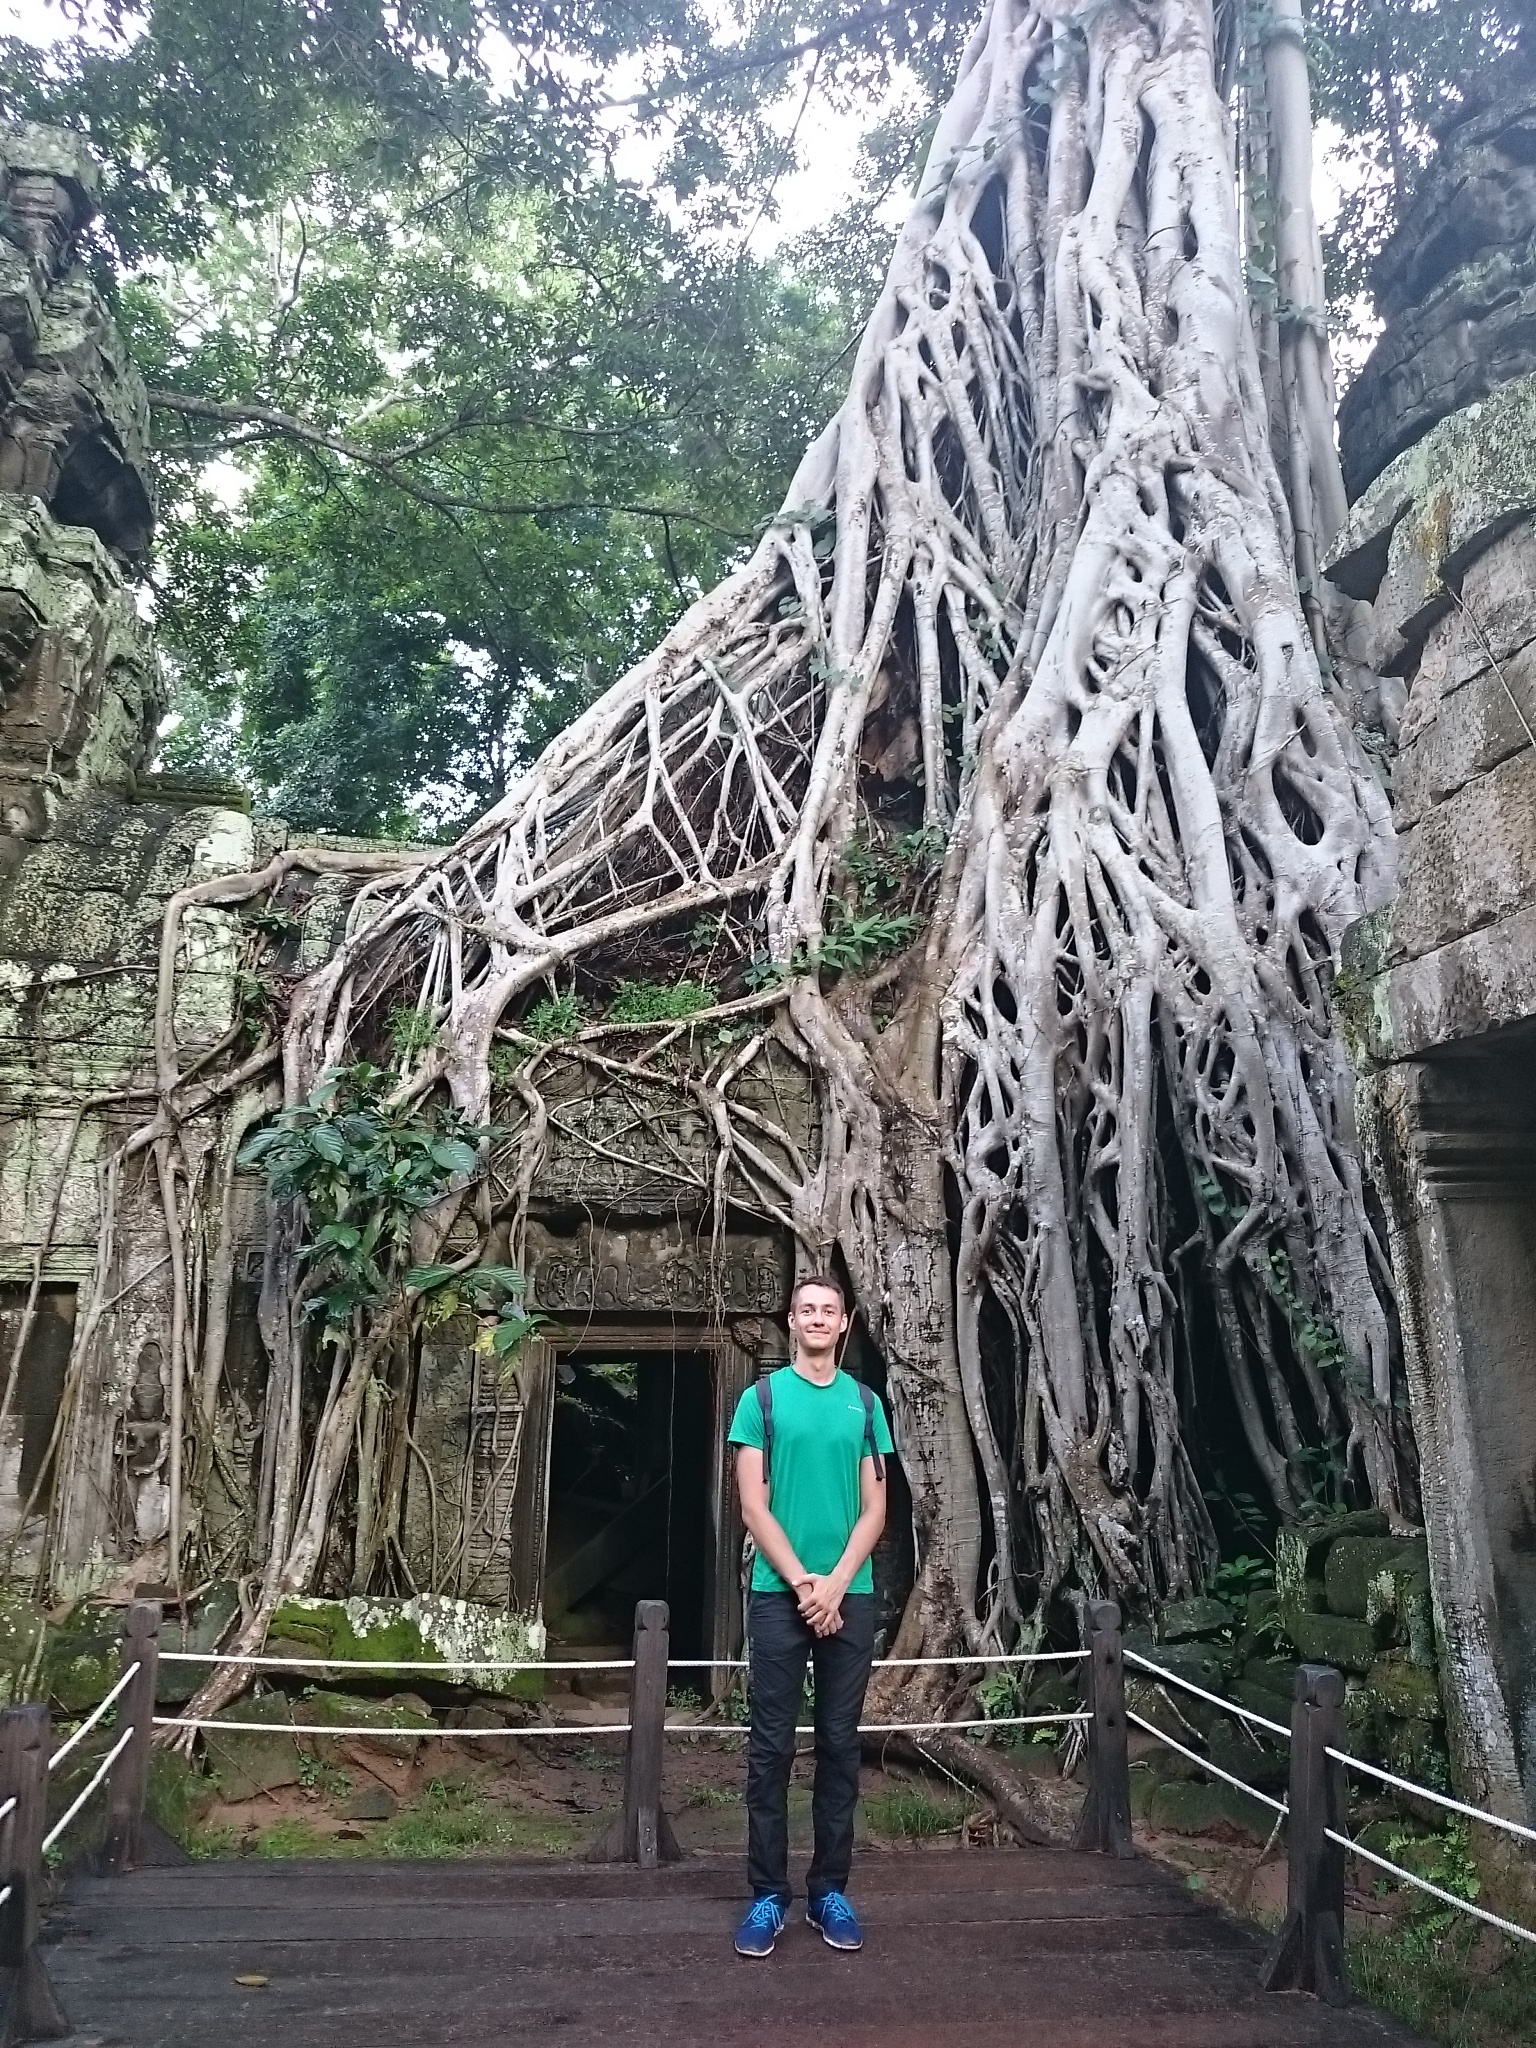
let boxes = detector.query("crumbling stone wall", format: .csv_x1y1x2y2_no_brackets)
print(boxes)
1340,58,1536,497
1332,364,1536,1823
0,125,160,873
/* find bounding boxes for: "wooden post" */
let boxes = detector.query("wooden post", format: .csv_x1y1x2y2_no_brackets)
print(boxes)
99,1600,160,1876
585,1600,683,1866
0,1706,69,2044
1073,1599,1134,1857
1260,1663,1349,2005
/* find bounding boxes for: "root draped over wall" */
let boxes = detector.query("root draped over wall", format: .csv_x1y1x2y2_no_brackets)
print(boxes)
34,0,1417,1721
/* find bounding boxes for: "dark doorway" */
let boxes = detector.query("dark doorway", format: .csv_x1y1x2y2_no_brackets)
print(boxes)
543,1351,712,1659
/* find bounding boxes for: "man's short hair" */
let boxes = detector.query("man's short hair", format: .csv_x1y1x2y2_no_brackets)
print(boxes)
789,1272,846,1310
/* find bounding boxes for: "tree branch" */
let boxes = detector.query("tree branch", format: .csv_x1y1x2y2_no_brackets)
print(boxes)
146,391,749,536
600,3,914,113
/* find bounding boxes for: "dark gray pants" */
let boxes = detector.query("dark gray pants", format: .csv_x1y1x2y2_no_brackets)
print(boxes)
745,1589,875,1906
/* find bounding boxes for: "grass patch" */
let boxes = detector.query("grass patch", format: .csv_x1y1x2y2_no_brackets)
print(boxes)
254,1819,327,1859
374,1778,585,1858
685,1784,741,1809
863,1787,968,1841
187,1823,240,1861
1350,1916,1536,2046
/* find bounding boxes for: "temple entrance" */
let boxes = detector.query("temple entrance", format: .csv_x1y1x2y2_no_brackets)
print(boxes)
543,1348,719,1661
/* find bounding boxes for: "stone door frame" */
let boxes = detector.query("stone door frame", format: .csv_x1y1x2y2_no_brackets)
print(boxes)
520,1319,755,1684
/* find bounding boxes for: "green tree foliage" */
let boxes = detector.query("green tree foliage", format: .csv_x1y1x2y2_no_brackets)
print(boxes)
138,174,841,835
1308,1,1526,315
0,1,980,835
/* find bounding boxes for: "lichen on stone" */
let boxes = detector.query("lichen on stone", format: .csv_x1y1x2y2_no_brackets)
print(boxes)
267,1592,547,1698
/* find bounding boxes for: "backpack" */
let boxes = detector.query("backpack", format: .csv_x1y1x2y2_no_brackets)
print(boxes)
755,1368,885,1485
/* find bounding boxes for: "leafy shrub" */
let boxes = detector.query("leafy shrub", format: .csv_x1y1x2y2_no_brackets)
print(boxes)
236,1062,492,1335
523,991,586,1040
607,979,717,1024
388,1003,440,1056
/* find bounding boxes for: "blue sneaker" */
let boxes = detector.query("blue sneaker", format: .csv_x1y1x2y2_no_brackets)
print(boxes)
806,1890,863,1951
734,1895,786,1957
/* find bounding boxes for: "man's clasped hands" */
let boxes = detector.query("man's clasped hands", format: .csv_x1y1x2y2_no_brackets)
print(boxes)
792,1573,846,1636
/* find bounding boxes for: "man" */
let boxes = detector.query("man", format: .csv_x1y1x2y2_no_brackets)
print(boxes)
726,1273,894,1958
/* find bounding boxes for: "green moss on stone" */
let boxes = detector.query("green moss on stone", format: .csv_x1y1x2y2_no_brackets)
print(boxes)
266,1594,545,1699
1287,1610,1379,1674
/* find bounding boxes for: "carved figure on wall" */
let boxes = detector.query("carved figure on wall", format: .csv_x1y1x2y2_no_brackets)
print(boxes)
115,1340,170,1552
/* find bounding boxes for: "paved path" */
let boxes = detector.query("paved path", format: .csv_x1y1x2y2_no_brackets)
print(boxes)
44,1847,1428,2047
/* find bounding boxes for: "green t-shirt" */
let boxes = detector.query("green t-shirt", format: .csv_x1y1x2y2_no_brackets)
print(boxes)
728,1366,895,1595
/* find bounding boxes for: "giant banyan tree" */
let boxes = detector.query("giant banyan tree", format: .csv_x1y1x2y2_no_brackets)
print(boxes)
69,0,1416,1721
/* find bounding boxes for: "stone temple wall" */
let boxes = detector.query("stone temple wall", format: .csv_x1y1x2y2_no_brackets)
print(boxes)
1332,362,1536,1817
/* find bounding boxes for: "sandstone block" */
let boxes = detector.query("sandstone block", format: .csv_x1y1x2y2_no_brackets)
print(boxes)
1157,1596,1236,1643
1325,1536,1430,1619
1145,1776,1270,1844
266,1592,545,1700
1366,1657,1443,1723
1286,1611,1378,1675
203,1691,301,1802
1389,747,1536,962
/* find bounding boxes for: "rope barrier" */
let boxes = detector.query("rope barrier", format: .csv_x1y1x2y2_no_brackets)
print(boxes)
155,1653,636,1672
1126,1708,1289,1818
153,1717,634,1737
1326,1748,1536,1849
871,1650,1089,1668
153,1708,1089,1741
1123,1649,1290,1741
671,1713,1092,1737
48,1661,141,1775
40,1724,134,1857
159,1647,1086,1673
1325,1828,1536,1946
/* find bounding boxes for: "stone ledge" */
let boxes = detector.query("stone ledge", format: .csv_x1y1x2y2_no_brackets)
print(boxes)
1387,743,1536,962
1349,899,1536,1062
1326,371,1536,663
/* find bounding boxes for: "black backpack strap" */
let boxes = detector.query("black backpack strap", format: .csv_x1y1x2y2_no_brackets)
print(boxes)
858,1381,885,1480
756,1369,774,1485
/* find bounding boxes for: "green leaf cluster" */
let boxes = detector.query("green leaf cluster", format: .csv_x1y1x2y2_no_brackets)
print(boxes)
236,1062,490,1332
1264,1245,1349,1376
521,992,587,1041
606,978,717,1025
403,1260,547,1354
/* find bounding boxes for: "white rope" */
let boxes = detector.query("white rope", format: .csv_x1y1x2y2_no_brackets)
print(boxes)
0,1796,15,1823
41,1724,134,1856
49,1662,141,1775
155,1708,1089,1741
872,1651,1089,1668
156,1653,635,1672
154,1717,634,1736
0,1885,10,1908
1326,1748,1536,1849
1123,1650,1290,1741
1126,1709,1289,1818
158,1649,1086,1674
1326,1828,1536,1946
670,1713,1092,1737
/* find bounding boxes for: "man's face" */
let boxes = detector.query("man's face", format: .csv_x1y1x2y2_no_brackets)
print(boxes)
789,1284,849,1354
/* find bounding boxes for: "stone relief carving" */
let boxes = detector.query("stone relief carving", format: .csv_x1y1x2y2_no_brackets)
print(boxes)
525,1218,788,1315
